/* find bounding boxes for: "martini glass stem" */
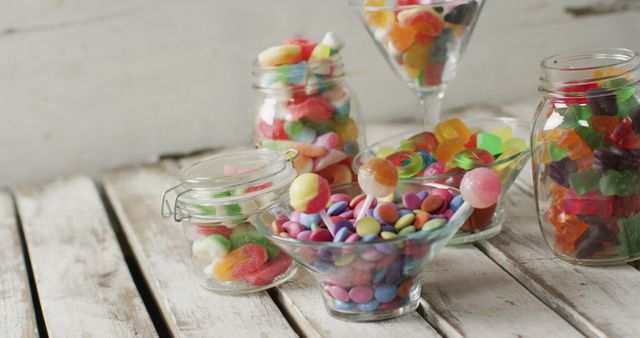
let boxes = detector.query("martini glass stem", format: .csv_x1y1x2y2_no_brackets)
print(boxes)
417,88,445,126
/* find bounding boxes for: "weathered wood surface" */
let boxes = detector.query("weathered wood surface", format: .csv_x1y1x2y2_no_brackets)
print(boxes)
14,176,156,337
102,163,297,337
0,190,38,338
477,171,640,337
272,270,440,338
422,246,582,338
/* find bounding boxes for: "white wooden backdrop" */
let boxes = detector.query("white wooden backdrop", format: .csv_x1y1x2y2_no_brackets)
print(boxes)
1,0,639,186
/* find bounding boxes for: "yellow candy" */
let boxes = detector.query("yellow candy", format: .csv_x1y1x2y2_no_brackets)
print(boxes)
364,0,393,28
310,43,332,61
334,118,359,145
258,44,302,67
378,192,395,203
404,64,421,80
289,173,320,212
403,41,430,70
356,216,381,237
502,138,527,153
489,126,513,142
434,118,472,143
377,146,396,158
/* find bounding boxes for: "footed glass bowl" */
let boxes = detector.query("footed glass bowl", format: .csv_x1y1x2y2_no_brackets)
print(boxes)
354,117,530,244
251,181,473,321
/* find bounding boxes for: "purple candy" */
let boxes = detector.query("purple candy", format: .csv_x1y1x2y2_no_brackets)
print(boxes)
402,193,422,210
327,201,349,216
417,190,429,201
290,211,302,223
334,219,354,233
374,243,399,255
296,230,311,241
328,285,350,302
345,233,360,243
318,247,335,261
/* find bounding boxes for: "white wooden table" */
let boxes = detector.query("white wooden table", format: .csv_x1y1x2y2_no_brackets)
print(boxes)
3,103,640,337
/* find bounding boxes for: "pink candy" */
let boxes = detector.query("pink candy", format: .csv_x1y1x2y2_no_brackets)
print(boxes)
460,168,502,209
288,97,334,121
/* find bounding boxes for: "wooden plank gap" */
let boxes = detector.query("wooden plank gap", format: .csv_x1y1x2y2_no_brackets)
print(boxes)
95,182,171,337
266,287,306,338
3,191,43,337
416,299,464,338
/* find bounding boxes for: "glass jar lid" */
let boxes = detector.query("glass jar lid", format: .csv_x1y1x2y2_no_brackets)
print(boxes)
161,149,297,222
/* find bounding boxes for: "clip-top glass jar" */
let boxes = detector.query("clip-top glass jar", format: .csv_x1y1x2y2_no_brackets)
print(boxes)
532,48,640,265
161,149,298,293
252,53,365,184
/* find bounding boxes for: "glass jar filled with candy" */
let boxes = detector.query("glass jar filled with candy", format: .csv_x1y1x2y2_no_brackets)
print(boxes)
532,48,640,265
252,32,365,184
161,149,298,293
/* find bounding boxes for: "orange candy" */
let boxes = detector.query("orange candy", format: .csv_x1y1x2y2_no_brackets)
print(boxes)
435,138,466,163
557,129,592,168
590,115,619,134
317,163,353,184
403,42,430,70
213,244,268,282
388,21,416,53
364,0,393,28
397,8,444,36
434,118,472,143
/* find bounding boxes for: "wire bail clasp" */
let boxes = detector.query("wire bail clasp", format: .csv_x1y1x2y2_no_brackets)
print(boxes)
161,183,191,222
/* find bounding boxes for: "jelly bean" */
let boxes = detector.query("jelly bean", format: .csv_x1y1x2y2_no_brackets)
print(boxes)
398,226,416,236
422,218,446,231
258,44,302,67
413,211,430,230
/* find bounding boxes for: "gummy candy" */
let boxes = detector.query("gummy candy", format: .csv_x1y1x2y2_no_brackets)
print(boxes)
586,88,618,116
434,118,472,143
618,214,640,256
453,148,493,170
568,169,601,196
608,118,639,149
397,8,444,36
213,243,268,281
476,132,502,155
258,45,302,67
562,191,613,218
435,138,465,163
546,157,577,188
444,1,479,25
242,252,293,286
386,150,425,178
283,37,317,62
388,21,416,52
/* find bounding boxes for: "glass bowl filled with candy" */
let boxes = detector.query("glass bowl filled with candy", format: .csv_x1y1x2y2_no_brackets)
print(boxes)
532,48,640,265
354,117,530,244
253,32,365,185
250,163,497,321
161,149,298,293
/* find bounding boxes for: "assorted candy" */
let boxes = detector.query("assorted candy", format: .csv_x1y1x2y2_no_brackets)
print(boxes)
537,77,640,260
361,0,481,90
368,117,527,232
194,223,293,287
254,32,361,184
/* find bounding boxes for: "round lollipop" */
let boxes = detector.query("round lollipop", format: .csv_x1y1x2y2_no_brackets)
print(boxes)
448,167,503,226
356,158,398,221
289,173,336,235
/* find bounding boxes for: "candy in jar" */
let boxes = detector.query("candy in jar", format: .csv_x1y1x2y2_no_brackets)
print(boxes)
252,32,365,185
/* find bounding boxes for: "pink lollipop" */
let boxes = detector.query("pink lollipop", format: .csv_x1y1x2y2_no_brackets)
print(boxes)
460,167,502,209
356,158,398,221
289,173,336,235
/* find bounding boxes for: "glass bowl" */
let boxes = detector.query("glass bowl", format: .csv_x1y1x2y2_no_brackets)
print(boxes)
353,117,530,244
251,181,473,321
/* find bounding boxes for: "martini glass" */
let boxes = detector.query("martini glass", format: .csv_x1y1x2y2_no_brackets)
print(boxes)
349,0,484,125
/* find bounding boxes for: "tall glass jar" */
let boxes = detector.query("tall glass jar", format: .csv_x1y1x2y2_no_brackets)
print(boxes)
252,55,365,185
532,48,640,265
161,149,298,293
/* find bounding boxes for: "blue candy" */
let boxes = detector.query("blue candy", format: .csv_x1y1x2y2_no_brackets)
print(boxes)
300,213,321,229
314,260,337,273
374,243,399,255
333,227,349,243
417,150,435,169
327,201,349,216
357,300,380,312
381,225,396,233
449,195,464,212
334,300,355,311
373,268,388,284
416,190,429,201
374,285,398,303
398,209,412,217
334,219,354,233
363,234,378,242
342,141,359,157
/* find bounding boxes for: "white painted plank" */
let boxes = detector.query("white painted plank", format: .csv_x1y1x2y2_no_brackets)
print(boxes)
422,246,582,338
478,176,640,337
102,164,297,338
14,176,156,337
273,270,440,338
0,190,38,338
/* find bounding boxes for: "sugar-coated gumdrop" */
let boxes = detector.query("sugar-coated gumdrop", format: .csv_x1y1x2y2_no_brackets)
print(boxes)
388,21,416,52
242,252,292,286
289,173,331,214
460,168,502,209
213,243,268,281
358,158,398,198
192,234,230,260
288,97,334,121
397,8,444,36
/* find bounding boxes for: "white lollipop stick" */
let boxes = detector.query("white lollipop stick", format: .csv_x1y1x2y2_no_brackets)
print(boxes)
319,210,336,236
356,194,375,222
448,202,473,227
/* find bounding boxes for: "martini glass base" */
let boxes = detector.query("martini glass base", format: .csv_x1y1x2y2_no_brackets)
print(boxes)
416,87,446,126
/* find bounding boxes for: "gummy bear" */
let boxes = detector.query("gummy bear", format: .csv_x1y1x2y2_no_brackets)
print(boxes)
546,157,578,188
562,190,613,217
590,115,619,134
568,169,601,196
586,88,618,116
608,118,639,149
618,214,640,256
593,146,639,172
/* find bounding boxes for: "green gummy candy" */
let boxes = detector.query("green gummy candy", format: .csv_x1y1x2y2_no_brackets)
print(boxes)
224,203,242,216
549,143,568,161
230,232,280,259
568,169,601,196
477,132,502,155
212,190,232,198
196,205,217,216
575,126,605,150
303,119,335,134
598,170,638,196
617,96,640,117
208,234,231,250
618,214,640,256
284,120,304,138
559,105,591,129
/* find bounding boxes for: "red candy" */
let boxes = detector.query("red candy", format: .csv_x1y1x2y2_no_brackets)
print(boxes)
213,244,268,281
288,97,335,121
283,37,318,61
243,252,293,286
562,191,613,217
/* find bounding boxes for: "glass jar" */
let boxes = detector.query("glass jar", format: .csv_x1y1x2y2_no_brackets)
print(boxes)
532,48,640,265
161,149,298,293
252,54,365,185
